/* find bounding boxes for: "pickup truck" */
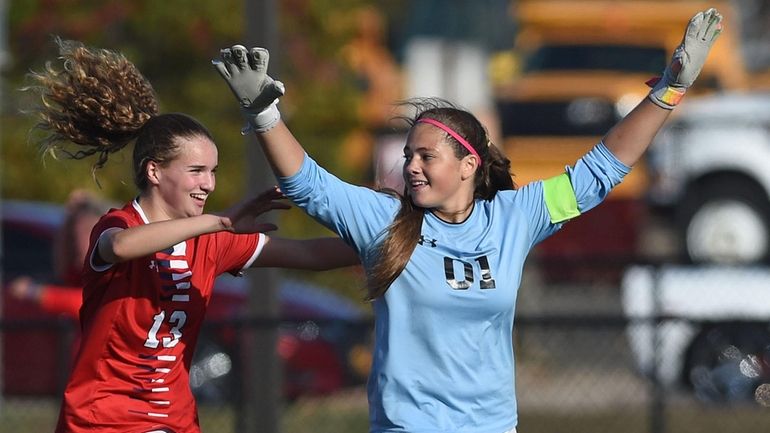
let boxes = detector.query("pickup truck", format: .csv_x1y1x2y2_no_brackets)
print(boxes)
646,92,770,264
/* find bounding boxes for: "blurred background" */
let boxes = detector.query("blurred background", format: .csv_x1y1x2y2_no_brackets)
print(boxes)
2,0,770,432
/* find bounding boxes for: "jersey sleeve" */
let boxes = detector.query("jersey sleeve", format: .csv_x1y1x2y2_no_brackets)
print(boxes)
87,210,131,273
566,141,631,214
210,232,265,276
511,141,632,247
539,141,631,225
39,285,83,319
277,153,400,256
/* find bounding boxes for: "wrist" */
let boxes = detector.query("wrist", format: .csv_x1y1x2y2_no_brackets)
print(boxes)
646,77,687,110
241,102,281,134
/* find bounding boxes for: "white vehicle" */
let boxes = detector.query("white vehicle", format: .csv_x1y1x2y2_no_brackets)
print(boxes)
621,265,770,403
646,92,770,264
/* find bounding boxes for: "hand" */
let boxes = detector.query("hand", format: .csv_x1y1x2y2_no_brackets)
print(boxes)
648,8,723,109
212,45,285,133
220,186,291,234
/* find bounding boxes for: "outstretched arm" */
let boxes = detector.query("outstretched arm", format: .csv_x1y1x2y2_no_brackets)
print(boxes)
9,277,82,319
97,188,288,263
603,8,723,166
253,236,360,270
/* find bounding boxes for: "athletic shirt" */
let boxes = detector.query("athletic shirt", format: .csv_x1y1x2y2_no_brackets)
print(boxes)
279,143,629,433
55,200,265,433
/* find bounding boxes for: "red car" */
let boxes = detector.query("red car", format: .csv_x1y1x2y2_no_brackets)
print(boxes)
1,199,370,401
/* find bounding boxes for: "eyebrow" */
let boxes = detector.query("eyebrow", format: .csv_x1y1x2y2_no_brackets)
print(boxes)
403,144,436,154
188,164,216,170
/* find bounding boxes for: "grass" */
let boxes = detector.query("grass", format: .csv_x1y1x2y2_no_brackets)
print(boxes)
0,390,370,433
2,389,769,433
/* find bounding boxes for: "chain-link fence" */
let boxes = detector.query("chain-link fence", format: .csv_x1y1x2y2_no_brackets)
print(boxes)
2,265,770,433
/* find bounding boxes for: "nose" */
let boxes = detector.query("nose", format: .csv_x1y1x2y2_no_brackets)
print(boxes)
202,172,216,192
404,157,420,176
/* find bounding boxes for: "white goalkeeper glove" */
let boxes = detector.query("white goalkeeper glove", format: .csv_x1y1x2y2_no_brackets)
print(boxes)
213,45,285,133
648,8,723,109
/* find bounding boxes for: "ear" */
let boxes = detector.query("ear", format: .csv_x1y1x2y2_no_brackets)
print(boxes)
460,154,479,181
146,160,162,186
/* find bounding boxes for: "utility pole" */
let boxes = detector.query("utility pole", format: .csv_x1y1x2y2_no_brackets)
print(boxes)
0,0,9,413
238,1,281,432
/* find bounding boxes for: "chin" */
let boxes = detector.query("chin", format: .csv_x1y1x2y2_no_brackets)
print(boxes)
410,197,432,209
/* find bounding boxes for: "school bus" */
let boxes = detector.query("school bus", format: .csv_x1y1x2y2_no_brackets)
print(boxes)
495,0,751,272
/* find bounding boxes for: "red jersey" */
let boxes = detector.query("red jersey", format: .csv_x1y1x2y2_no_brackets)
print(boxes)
56,200,264,433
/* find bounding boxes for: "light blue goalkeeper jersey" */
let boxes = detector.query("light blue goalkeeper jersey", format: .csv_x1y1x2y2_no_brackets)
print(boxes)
279,142,629,433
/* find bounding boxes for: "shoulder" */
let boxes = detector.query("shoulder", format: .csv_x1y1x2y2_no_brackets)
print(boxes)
94,202,139,231
491,184,542,204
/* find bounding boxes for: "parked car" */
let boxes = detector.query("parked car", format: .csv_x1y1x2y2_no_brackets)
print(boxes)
621,265,770,403
1,199,371,401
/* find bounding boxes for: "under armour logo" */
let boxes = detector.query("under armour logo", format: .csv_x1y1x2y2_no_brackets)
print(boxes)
418,235,437,247
148,260,157,271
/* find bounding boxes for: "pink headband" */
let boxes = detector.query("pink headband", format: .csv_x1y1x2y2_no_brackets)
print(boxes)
417,118,480,161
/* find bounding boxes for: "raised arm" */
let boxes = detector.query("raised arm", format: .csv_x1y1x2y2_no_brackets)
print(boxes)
213,46,304,177
603,8,723,166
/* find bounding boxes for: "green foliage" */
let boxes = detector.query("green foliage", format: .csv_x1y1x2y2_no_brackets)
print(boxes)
2,0,373,298
2,0,368,206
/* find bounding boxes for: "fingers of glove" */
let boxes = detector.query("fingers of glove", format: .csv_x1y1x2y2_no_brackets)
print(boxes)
231,45,249,70
688,8,722,43
249,47,270,72
220,47,233,63
219,48,242,76
685,10,704,44
211,60,231,79
702,9,723,42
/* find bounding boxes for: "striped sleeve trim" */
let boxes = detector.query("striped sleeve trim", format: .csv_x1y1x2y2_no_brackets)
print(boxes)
543,173,580,223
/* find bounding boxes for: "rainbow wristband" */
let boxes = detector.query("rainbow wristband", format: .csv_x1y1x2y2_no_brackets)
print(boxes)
653,86,686,108
646,76,687,109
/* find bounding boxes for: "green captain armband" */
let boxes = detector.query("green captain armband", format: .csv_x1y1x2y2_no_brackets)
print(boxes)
543,173,580,223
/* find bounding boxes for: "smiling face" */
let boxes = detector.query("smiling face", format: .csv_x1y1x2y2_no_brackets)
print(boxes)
403,123,478,220
147,135,218,219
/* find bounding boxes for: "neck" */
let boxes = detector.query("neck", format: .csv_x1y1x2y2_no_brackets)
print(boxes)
137,193,173,223
432,200,474,223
